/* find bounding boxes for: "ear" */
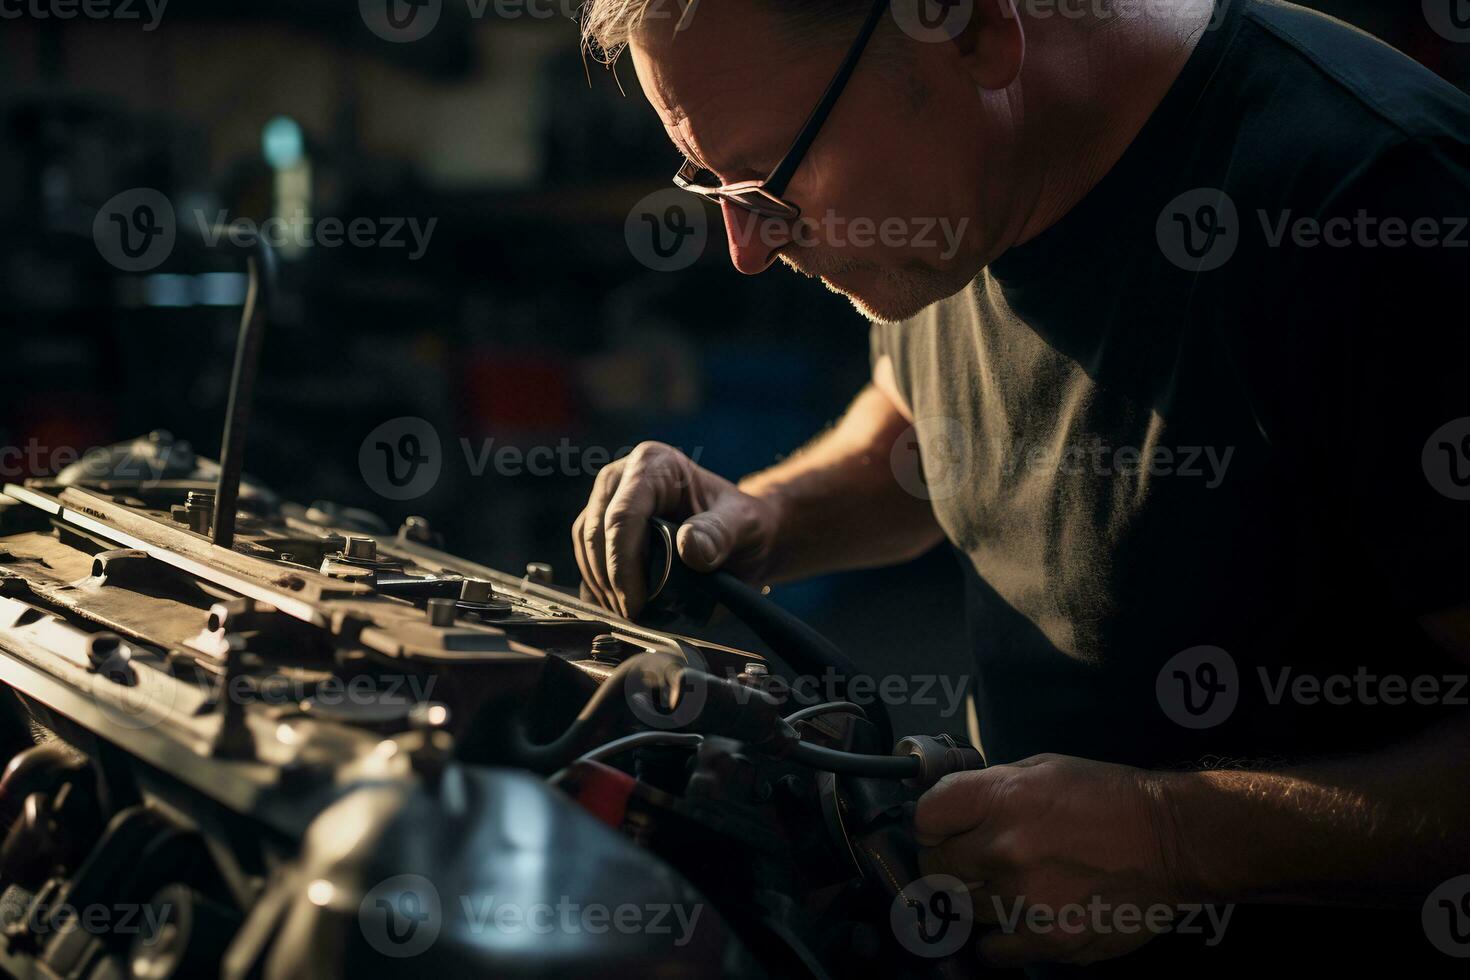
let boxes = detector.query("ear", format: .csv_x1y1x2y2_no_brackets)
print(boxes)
952,0,1026,91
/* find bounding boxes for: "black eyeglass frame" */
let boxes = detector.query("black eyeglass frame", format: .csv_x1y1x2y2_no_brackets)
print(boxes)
671,0,892,220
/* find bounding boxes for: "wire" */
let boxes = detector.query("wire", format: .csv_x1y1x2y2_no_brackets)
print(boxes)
784,701,868,725
549,731,704,787
786,740,920,780
579,731,704,764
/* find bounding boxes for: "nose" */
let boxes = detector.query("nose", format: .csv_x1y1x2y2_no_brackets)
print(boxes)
720,200,791,275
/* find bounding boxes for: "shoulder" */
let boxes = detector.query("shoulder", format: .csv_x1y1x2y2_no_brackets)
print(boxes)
1237,0,1470,145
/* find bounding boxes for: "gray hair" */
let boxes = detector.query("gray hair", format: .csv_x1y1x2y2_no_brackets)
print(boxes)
580,0,876,65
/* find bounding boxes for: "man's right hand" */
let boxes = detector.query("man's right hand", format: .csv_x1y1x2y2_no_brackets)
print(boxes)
571,441,783,619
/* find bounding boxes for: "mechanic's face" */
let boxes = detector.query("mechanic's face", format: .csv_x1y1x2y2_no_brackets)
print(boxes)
630,4,998,323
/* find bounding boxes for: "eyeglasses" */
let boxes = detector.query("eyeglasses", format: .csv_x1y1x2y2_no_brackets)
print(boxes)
671,0,892,221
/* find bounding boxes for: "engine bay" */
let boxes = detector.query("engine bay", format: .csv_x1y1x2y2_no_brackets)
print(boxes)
0,429,979,978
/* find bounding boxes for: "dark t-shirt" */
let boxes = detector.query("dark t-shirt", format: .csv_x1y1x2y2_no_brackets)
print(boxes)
871,0,1470,973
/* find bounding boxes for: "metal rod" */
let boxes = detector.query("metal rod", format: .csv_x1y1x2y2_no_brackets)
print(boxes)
212,242,276,549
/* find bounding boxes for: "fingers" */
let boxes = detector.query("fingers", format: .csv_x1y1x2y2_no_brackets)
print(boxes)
917,828,1009,887
913,767,1010,846
571,443,698,617
603,446,689,618
572,509,610,612
572,458,625,612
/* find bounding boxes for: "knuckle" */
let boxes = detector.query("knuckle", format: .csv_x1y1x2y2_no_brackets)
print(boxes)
988,830,1027,869
988,768,1028,809
627,441,671,468
592,459,623,491
691,508,729,539
603,502,642,534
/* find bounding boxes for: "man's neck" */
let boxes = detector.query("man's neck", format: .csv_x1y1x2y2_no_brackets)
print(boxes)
1003,1,1218,250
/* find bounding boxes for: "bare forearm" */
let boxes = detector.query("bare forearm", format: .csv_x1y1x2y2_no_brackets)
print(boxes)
1158,712,1470,907
739,384,944,583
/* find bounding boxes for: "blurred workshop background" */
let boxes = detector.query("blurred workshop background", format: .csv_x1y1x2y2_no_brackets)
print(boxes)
2,1,1467,735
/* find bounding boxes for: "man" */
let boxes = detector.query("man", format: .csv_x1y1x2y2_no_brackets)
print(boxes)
572,0,1470,974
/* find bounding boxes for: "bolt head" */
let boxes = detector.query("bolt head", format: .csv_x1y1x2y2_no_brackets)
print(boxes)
459,578,493,603
426,598,456,627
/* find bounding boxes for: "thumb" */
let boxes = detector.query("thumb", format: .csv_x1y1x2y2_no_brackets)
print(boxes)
676,507,740,572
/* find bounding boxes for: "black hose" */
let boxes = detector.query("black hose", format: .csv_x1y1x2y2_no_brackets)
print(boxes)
649,519,896,747
786,741,920,780
505,651,684,772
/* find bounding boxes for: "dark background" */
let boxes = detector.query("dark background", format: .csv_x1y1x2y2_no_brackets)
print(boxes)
3,0,1466,736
